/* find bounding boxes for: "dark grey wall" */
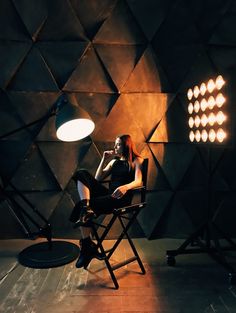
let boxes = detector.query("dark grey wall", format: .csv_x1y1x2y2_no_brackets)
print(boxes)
1,0,236,240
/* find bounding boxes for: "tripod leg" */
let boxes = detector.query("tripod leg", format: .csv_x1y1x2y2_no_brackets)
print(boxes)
166,222,207,265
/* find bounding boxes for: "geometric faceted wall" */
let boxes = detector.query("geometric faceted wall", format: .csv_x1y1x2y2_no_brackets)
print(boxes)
1,0,236,240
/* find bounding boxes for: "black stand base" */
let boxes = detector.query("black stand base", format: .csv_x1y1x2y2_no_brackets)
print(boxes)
18,240,80,268
166,222,236,284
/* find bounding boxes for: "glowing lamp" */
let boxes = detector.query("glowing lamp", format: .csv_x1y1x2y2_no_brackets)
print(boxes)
55,94,95,142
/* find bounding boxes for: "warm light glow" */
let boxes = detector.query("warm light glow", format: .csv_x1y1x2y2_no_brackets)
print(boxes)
215,75,225,90
208,96,215,109
200,83,207,96
194,101,200,113
207,79,215,93
195,130,201,142
189,131,194,142
188,103,194,114
188,117,194,128
201,129,208,142
187,75,228,144
209,129,216,142
216,128,226,142
200,99,208,111
216,111,226,125
208,112,216,126
201,114,208,127
193,86,200,98
56,119,95,142
194,115,201,127
215,93,226,108
187,88,193,100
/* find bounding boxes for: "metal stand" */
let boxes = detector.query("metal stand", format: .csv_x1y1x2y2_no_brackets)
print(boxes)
166,147,236,284
1,183,79,268
0,96,81,268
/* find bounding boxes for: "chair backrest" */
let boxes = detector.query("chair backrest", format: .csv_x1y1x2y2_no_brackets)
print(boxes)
140,158,148,203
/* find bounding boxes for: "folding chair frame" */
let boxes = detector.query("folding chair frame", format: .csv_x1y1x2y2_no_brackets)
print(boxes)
87,159,148,289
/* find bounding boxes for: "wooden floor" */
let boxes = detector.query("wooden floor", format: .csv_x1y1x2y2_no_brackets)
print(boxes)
0,238,236,313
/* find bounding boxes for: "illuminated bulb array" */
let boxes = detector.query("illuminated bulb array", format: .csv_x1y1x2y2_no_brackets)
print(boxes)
187,75,227,143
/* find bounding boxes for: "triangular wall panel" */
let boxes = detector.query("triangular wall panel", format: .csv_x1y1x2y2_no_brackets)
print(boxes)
7,47,59,91
37,42,89,88
95,44,145,91
13,0,48,41
122,46,165,92
94,0,146,44
10,144,60,191
94,94,146,143
70,0,117,39
127,0,174,41
122,93,175,140
149,97,188,143
37,0,88,41
0,42,31,88
0,0,30,41
63,45,116,92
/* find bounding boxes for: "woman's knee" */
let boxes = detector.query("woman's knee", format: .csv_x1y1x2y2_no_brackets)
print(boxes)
73,169,91,181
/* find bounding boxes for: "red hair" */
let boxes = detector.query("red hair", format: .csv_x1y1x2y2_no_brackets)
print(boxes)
116,134,141,166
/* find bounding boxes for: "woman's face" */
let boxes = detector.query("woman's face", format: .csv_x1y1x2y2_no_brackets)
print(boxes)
114,137,123,156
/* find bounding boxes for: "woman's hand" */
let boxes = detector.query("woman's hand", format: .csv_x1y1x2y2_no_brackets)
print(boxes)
103,150,115,159
111,185,128,199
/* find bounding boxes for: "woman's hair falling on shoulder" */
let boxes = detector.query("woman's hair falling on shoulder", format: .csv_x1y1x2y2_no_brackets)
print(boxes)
116,134,141,166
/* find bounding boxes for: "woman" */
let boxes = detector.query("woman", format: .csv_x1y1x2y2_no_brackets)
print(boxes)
70,134,143,268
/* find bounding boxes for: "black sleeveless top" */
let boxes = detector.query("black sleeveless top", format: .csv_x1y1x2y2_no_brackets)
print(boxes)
109,159,135,192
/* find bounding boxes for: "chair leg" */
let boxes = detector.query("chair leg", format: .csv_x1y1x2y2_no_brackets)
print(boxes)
89,209,146,289
91,224,119,289
118,214,146,274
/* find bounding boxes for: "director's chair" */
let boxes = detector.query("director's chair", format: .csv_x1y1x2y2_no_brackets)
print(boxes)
87,158,148,289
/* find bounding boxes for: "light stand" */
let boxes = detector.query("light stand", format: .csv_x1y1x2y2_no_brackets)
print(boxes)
166,76,236,284
0,93,95,268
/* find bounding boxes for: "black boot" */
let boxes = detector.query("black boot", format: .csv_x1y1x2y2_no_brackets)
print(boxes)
69,202,81,223
75,238,104,269
73,200,96,227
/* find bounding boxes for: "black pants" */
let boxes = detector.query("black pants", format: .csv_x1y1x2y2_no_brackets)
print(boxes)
70,170,133,222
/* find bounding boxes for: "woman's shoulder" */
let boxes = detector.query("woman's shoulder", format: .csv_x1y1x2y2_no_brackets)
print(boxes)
133,156,144,166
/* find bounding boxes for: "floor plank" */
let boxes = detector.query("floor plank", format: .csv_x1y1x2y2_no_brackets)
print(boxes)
0,238,236,313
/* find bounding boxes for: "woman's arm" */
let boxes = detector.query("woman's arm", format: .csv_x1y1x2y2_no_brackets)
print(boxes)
95,151,116,181
111,157,143,199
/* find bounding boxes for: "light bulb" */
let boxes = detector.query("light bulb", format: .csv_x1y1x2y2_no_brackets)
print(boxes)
201,114,208,127
216,128,226,143
208,96,215,109
187,88,193,100
216,111,226,125
207,79,215,93
200,83,207,96
209,129,216,142
195,115,201,128
189,131,194,142
215,75,225,90
194,101,200,113
200,99,208,111
195,130,201,142
188,117,194,128
193,86,200,98
216,93,226,107
201,129,208,142
188,103,194,114
208,112,216,126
